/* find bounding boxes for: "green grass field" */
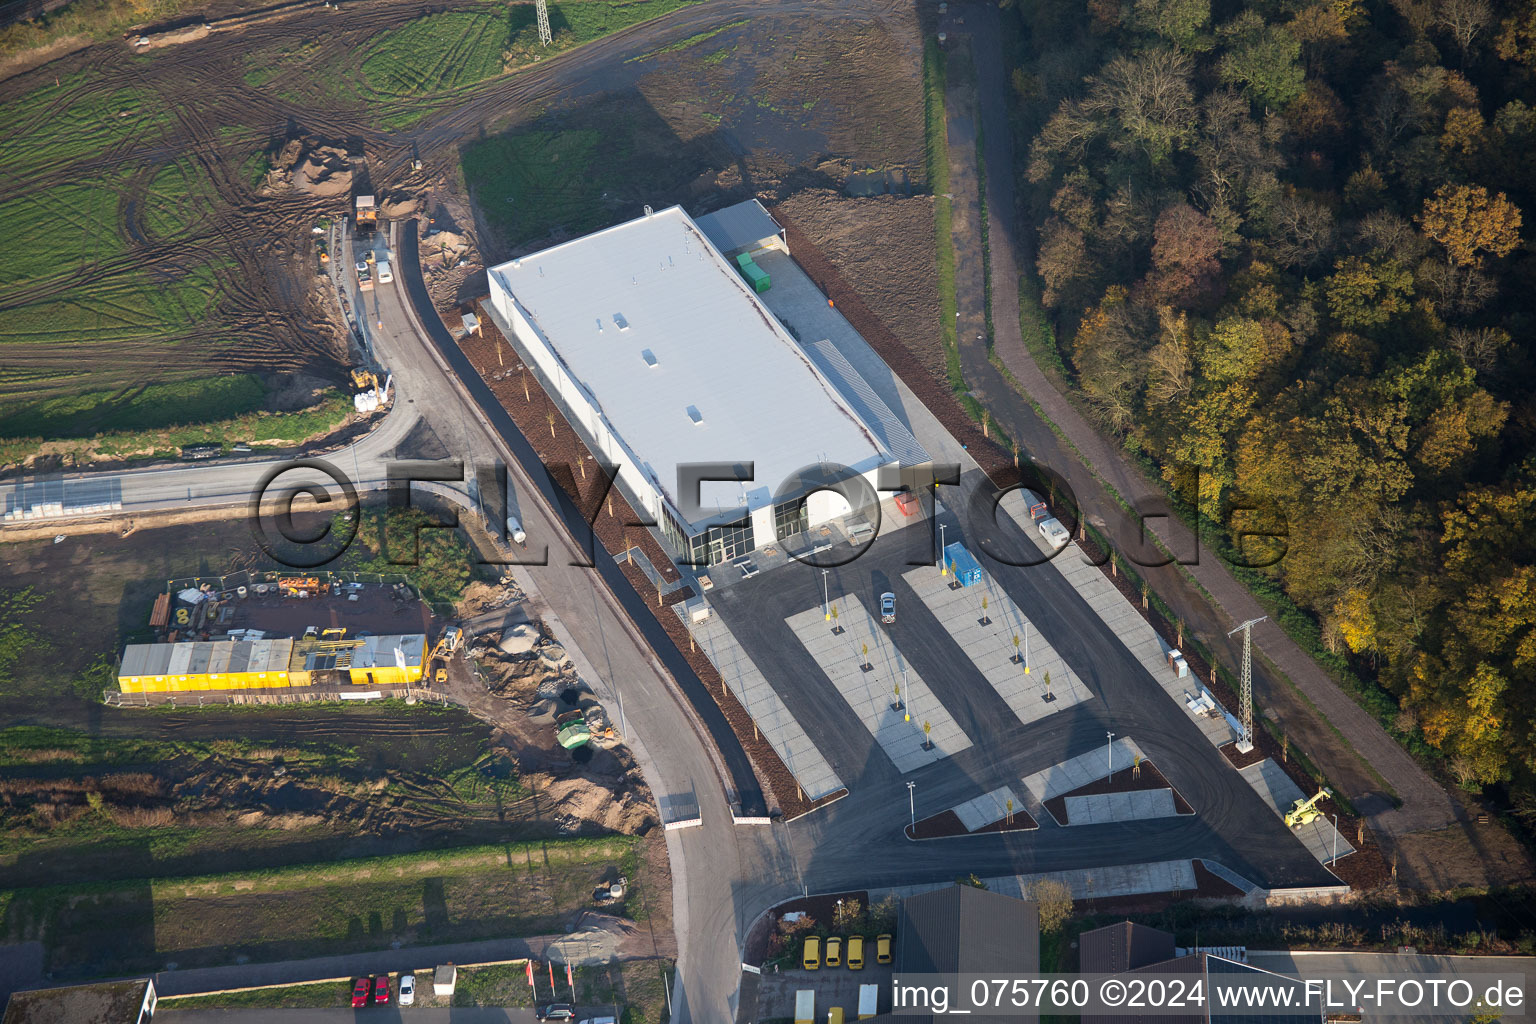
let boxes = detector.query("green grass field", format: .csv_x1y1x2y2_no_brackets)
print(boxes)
141,158,217,241
462,128,614,242
0,837,639,975
0,76,172,182
361,9,512,96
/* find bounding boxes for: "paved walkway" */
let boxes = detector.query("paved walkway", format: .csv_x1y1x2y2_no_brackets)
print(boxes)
1020,737,1147,804
951,785,1025,830
950,1,1454,835
786,596,971,771
1241,759,1357,865
1065,790,1179,825
900,563,1092,724
871,859,1197,902
686,609,844,801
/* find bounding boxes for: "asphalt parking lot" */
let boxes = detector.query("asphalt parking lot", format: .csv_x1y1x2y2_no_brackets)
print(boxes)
701,478,1340,891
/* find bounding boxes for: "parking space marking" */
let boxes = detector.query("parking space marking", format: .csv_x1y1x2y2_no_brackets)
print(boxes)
688,611,845,801
900,566,1092,727
785,596,972,772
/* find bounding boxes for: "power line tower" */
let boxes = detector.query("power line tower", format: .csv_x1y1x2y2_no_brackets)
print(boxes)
535,0,552,46
1227,616,1267,753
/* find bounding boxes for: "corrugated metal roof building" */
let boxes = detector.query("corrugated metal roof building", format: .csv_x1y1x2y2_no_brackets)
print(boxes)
894,885,1040,1023
117,638,295,693
1079,920,1177,975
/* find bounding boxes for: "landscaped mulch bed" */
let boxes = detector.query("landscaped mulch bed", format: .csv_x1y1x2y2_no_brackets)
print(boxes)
1042,760,1194,826
741,889,872,965
905,806,1037,840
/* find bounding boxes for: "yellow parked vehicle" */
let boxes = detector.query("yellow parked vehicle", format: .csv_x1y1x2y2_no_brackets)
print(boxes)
876,933,892,965
802,936,820,970
825,936,842,968
846,935,865,970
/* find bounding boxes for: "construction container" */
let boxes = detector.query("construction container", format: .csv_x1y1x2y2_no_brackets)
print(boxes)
735,252,771,293
858,984,879,1019
1167,649,1189,678
943,541,984,586
794,989,814,1024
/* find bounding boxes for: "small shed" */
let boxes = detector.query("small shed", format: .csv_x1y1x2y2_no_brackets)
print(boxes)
433,964,456,996
693,199,787,258
462,312,481,337
943,542,984,587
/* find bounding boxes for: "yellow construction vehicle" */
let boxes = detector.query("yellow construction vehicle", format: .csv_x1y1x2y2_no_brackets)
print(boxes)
348,367,379,394
1284,787,1331,828
320,627,347,640
433,661,447,685
424,627,463,671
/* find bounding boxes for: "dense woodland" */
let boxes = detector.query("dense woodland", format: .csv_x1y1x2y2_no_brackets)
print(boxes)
1015,0,1536,812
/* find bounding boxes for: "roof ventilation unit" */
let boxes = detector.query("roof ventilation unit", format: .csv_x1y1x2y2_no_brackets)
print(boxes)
613,313,630,331
686,405,704,426
641,349,658,368
644,205,654,217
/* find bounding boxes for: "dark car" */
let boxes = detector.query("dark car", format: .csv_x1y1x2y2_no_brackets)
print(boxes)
372,975,390,1005
351,978,370,1008
538,1004,577,1021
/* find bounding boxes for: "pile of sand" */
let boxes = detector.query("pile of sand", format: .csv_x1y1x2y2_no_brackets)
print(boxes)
294,145,353,197
380,193,420,219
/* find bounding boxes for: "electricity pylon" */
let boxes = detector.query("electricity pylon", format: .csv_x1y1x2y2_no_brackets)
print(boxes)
1227,616,1267,753
535,0,552,45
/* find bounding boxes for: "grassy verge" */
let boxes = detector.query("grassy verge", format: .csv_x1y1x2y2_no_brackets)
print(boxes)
0,837,638,976
924,39,962,394
0,386,353,468
163,981,350,1010
629,17,746,60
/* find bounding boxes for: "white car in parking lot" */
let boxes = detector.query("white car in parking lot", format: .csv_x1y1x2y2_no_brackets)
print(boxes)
398,974,414,1006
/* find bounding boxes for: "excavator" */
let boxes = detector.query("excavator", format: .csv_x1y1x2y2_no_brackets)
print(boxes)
1284,787,1331,828
426,626,463,685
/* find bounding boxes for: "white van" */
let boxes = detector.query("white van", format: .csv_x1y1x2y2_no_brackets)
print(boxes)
506,516,527,544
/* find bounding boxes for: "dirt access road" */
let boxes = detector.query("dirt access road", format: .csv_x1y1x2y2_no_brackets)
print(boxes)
940,3,1464,847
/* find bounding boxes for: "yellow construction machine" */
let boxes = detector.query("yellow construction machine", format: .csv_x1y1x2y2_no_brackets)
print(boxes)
1284,787,1331,828
426,626,463,686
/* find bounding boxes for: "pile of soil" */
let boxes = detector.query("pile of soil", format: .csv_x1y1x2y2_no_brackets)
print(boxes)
905,806,1037,839
269,138,353,197
1043,761,1194,825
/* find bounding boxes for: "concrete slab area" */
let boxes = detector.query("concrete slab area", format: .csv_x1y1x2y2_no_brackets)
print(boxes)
687,609,844,801
870,859,1198,903
900,565,1092,725
995,489,1241,749
786,596,972,773
951,785,1023,831
1240,759,1356,865
1064,788,1178,825
1020,736,1147,803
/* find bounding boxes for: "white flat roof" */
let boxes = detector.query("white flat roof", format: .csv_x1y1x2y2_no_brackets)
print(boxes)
489,206,888,528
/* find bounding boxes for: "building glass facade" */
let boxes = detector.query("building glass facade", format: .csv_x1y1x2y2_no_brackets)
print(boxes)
773,495,809,541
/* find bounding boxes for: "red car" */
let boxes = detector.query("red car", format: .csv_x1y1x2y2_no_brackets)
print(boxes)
351,978,370,1008
373,975,391,1005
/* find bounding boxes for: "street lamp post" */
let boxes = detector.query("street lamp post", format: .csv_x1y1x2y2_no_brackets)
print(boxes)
907,780,916,828
938,522,947,571
822,568,830,620
1023,622,1030,674
1106,731,1115,773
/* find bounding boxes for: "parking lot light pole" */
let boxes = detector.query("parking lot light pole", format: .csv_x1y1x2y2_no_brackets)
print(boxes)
1024,623,1030,674
822,569,830,620
1106,731,1115,773
938,523,947,570
907,780,916,827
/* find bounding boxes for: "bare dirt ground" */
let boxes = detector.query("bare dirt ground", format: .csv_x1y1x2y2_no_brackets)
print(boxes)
773,189,944,382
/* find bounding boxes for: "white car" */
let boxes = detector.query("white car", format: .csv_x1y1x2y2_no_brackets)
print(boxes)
578,1017,617,1024
376,260,393,284
398,973,414,1006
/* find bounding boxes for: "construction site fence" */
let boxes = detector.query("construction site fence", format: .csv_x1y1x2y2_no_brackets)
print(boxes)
103,686,455,709
165,569,415,594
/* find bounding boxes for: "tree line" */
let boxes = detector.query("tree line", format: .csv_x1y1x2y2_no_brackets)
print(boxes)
1011,0,1536,811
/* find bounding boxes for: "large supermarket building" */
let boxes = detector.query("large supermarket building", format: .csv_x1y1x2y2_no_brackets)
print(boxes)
486,200,928,566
